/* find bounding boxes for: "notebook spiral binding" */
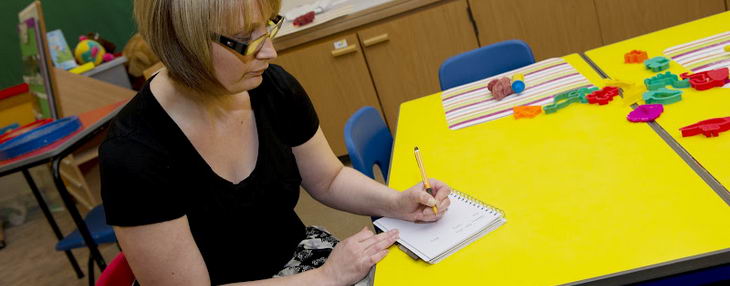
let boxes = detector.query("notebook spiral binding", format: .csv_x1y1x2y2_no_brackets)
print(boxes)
451,190,505,218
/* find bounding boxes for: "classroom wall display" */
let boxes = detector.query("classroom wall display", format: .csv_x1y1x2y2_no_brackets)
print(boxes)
17,1,61,119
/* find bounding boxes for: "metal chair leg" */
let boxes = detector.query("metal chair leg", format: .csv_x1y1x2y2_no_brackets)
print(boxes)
50,158,107,271
88,256,95,286
22,169,85,278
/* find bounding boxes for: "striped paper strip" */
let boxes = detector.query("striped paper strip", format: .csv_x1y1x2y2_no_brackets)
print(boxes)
663,31,730,87
440,58,596,130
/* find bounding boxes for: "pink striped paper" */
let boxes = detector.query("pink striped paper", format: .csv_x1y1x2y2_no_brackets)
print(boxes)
441,58,596,130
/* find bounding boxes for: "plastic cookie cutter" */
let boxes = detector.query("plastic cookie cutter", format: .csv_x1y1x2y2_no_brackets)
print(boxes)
572,87,599,103
585,86,620,105
644,56,670,72
643,88,683,105
543,88,586,114
680,117,730,137
603,78,636,90
627,104,664,122
680,67,729,91
644,72,690,90
624,50,648,63
512,106,542,119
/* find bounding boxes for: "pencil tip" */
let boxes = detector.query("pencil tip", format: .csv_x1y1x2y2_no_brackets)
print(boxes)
414,146,419,151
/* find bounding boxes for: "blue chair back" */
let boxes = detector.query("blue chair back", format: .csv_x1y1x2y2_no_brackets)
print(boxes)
344,106,393,181
439,39,535,90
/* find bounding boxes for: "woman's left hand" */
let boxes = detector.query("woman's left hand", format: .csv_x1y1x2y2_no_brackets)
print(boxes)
391,178,451,222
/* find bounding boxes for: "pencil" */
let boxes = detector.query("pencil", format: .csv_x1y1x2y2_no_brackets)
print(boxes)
414,146,438,214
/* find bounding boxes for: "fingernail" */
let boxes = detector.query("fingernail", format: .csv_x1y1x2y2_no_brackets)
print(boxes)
428,198,437,206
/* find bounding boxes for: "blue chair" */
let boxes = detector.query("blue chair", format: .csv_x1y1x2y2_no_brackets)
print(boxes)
56,205,116,286
344,106,393,181
438,39,535,90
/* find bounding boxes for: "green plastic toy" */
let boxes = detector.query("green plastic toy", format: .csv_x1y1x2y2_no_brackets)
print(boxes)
644,72,690,90
643,88,683,105
644,56,670,72
544,87,597,114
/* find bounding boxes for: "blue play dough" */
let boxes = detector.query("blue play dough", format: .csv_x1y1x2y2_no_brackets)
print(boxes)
0,116,81,160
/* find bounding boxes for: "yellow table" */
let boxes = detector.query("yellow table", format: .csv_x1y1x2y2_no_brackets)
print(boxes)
374,54,730,285
585,11,730,192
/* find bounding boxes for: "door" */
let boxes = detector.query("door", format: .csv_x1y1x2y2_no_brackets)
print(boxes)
274,33,383,156
469,0,604,60
593,0,726,44
358,0,479,130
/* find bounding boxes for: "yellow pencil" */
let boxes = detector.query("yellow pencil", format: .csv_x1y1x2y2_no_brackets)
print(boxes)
414,147,438,214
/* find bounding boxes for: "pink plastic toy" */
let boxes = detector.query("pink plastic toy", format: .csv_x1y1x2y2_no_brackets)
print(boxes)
627,104,664,122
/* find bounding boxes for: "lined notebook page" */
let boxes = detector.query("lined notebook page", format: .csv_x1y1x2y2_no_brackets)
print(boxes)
374,192,502,262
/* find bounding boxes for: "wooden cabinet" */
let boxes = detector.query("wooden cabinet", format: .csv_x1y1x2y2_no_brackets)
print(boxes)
273,33,382,156
593,0,726,44
468,0,604,60
358,0,478,129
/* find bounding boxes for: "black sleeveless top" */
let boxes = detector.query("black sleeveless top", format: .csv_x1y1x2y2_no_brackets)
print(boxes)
99,65,319,284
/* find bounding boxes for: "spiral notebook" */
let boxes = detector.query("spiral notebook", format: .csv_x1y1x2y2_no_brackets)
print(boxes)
374,191,506,264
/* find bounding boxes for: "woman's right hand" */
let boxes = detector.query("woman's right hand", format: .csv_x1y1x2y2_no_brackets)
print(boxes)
319,227,399,285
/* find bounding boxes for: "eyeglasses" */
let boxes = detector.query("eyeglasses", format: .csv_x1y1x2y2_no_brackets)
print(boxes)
214,15,284,57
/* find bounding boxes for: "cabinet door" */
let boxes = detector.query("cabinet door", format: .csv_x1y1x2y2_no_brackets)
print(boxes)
273,33,382,157
468,0,604,60
594,0,726,44
358,0,479,130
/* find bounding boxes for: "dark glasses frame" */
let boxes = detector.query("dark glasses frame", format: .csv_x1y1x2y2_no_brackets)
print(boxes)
214,15,285,57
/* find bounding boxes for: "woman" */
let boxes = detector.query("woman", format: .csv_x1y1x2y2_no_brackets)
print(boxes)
100,0,452,285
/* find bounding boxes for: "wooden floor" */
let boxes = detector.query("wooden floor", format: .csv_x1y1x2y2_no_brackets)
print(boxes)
0,160,375,285
0,206,119,285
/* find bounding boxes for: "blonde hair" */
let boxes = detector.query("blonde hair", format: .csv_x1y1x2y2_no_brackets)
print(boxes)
134,0,280,100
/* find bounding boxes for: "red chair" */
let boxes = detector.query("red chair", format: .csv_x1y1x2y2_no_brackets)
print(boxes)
96,252,135,286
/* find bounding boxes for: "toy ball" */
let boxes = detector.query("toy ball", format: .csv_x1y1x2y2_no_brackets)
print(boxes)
74,38,106,66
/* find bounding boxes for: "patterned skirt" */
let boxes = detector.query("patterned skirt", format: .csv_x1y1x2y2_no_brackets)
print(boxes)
274,226,373,286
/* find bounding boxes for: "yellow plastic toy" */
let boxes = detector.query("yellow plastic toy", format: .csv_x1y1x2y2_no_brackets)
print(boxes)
69,62,95,74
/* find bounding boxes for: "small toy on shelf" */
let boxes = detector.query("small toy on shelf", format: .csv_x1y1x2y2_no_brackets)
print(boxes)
680,117,730,138
74,36,106,65
680,67,728,91
644,72,690,90
643,88,683,105
69,62,95,74
624,50,648,64
627,104,663,122
585,86,620,105
293,11,316,27
512,106,542,119
644,56,670,72
511,73,525,93
487,77,514,101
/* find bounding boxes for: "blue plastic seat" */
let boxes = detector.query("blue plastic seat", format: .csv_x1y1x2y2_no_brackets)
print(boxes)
344,106,393,181
55,205,116,251
438,40,536,90
56,205,116,285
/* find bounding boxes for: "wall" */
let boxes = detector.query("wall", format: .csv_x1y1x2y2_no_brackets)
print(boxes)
0,0,136,89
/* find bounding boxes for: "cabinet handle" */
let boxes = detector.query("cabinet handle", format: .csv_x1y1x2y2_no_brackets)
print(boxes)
331,45,358,57
362,33,390,47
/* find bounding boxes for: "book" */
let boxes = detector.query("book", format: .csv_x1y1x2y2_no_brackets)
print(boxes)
46,29,78,70
374,190,506,264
